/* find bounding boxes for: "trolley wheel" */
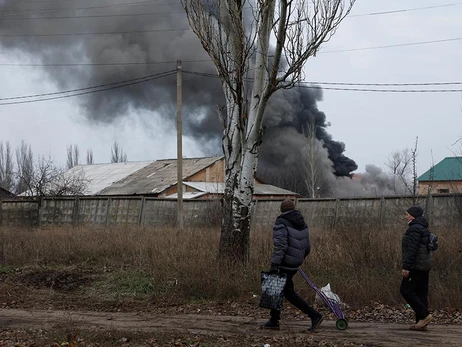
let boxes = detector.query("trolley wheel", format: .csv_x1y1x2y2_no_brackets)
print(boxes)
336,318,348,330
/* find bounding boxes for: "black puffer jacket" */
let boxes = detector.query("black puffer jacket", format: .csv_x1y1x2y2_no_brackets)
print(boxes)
271,210,311,271
402,216,432,271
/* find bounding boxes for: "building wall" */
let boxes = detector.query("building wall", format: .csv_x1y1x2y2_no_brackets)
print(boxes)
163,158,225,196
188,158,225,183
418,181,462,195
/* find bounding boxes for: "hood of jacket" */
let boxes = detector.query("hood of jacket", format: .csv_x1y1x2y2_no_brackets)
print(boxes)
409,216,429,228
278,210,307,230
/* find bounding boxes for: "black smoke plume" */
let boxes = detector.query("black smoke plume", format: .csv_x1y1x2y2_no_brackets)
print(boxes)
0,1,357,196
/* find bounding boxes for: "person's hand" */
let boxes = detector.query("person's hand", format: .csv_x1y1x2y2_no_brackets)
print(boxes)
402,269,410,278
269,264,279,274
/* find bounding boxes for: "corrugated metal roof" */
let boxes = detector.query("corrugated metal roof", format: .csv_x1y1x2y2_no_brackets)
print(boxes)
165,191,208,199
66,161,153,195
254,183,298,196
184,181,224,193
183,181,297,196
0,186,14,198
418,157,462,181
97,157,223,195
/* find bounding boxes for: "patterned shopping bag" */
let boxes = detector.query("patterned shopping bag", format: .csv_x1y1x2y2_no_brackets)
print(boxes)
259,271,287,310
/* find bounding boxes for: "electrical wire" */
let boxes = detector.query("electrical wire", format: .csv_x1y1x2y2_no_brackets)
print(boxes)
0,10,186,20
0,60,211,67
349,2,462,17
182,70,462,93
0,28,191,37
319,37,462,53
0,70,175,105
0,0,172,16
303,81,462,87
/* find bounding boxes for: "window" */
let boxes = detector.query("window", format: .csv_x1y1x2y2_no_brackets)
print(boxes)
437,189,450,194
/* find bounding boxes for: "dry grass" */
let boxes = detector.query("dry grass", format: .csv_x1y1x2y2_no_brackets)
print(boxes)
0,221,460,309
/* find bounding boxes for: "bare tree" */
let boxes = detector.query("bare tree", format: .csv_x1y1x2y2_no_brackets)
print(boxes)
18,155,88,197
410,137,419,203
86,149,94,165
110,141,128,163
66,144,80,170
385,137,420,201
15,141,34,195
385,148,412,194
182,0,355,261
0,141,14,191
303,114,326,198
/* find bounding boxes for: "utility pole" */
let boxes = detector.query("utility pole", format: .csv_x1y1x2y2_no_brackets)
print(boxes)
176,60,183,230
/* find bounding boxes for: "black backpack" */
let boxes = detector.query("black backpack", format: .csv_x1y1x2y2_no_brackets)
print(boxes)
427,232,438,251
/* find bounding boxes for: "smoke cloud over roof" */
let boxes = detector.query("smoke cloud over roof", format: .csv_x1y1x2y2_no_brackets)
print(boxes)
1,1,359,195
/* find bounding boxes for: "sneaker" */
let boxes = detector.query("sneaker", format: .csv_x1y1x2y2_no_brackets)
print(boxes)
260,319,280,330
410,324,428,331
308,314,324,331
415,314,433,329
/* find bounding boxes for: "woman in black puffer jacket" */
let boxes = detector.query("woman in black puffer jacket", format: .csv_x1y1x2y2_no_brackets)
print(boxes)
400,205,432,330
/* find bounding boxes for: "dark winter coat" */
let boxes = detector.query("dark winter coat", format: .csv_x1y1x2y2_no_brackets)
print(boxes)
271,210,311,271
402,216,432,271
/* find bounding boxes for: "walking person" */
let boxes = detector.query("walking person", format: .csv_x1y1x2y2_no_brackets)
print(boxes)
400,205,433,330
261,199,323,331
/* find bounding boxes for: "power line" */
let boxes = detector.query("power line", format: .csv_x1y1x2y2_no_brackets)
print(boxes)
320,37,462,53
0,0,171,15
299,85,462,93
305,81,462,87
0,28,191,37
183,70,462,93
0,70,175,105
349,2,462,17
0,10,186,20
5,1,462,17
0,60,211,67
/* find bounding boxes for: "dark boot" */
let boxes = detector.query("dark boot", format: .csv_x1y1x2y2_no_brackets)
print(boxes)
260,319,280,330
308,314,324,331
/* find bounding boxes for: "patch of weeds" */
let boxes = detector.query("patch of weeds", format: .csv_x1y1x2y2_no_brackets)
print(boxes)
109,270,160,297
0,265,14,274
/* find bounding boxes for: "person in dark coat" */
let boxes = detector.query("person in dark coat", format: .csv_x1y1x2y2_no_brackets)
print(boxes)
261,199,323,331
400,205,433,330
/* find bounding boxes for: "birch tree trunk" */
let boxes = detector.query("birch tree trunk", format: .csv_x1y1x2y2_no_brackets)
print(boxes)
182,0,356,263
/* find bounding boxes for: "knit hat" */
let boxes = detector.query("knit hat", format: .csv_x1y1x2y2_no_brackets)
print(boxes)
407,205,423,218
280,199,295,213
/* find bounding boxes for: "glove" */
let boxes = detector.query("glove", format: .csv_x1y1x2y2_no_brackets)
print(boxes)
269,263,279,274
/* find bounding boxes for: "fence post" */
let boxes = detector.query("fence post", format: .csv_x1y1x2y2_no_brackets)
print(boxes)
73,197,80,227
38,197,44,228
379,197,385,231
138,197,145,226
250,199,258,232
105,197,112,227
332,199,340,230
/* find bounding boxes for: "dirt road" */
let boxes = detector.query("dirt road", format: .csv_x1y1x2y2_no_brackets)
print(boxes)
1,308,461,346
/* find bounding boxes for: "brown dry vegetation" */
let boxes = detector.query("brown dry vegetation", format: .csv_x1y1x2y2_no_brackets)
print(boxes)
1,218,462,346
0,219,461,309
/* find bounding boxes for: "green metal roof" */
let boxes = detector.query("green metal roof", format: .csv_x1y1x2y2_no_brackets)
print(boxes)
418,157,462,181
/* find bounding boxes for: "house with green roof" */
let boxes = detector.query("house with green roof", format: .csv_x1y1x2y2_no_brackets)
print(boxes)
418,157,462,194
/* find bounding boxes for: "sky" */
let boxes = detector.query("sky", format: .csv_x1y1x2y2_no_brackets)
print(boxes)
1,0,461,177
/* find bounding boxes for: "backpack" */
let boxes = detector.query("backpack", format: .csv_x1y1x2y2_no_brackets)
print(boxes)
427,232,438,251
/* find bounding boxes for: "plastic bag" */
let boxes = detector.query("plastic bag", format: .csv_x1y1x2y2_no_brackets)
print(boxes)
315,283,342,306
259,271,287,310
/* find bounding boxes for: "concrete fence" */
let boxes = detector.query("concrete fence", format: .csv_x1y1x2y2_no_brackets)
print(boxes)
1,194,462,230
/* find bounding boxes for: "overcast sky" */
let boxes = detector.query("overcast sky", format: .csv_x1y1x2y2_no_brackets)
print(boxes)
1,0,461,176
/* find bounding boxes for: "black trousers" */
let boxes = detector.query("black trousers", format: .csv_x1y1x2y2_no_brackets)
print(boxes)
270,270,320,322
400,270,430,322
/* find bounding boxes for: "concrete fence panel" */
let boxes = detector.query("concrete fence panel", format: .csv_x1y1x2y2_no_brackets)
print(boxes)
2,194,462,231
